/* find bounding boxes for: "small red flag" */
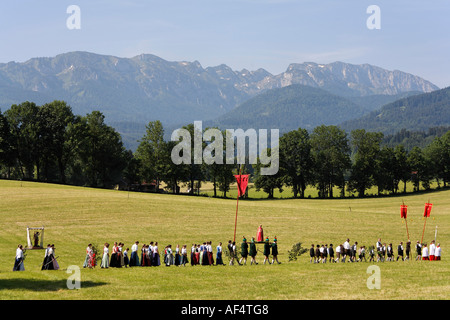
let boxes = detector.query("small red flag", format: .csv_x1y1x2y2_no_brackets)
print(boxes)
234,174,249,197
424,203,432,217
400,205,407,219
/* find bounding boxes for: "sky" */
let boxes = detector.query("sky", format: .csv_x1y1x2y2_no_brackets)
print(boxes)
0,0,449,88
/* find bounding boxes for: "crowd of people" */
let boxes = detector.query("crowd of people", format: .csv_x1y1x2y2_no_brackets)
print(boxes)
13,230,442,271
308,238,442,263
82,235,281,269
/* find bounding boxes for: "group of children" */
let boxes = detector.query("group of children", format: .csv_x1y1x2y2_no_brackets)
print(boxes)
309,238,442,263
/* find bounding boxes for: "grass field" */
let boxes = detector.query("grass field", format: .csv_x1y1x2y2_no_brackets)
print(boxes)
0,179,449,300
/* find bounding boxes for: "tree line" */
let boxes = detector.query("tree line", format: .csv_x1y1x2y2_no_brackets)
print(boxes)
1,100,449,198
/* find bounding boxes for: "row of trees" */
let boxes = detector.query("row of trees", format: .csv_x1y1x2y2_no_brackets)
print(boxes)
254,126,450,198
1,100,449,198
0,101,129,188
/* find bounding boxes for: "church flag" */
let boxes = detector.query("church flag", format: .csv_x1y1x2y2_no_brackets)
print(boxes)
234,174,249,197
400,204,408,219
424,203,433,218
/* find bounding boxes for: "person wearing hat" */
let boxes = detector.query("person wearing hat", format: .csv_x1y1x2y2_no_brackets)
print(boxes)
249,237,258,265
239,237,248,265
263,237,271,264
271,237,280,264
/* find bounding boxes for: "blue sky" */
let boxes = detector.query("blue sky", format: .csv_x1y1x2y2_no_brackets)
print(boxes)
1,0,449,87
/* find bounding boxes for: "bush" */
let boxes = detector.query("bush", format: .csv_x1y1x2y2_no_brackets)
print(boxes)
287,242,308,262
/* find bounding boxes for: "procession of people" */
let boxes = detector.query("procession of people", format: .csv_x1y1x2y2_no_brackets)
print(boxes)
309,238,442,264
13,224,442,271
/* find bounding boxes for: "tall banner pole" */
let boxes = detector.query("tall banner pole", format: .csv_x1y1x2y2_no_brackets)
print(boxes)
421,217,427,244
233,169,249,243
233,169,241,243
233,189,240,243
405,218,410,241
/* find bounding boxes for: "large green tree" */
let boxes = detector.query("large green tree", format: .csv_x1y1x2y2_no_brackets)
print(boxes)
37,101,75,183
279,128,313,198
77,111,128,188
311,125,351,198
0,110,15,177
135,120,167,190
4,102,40,179
348,129,384,197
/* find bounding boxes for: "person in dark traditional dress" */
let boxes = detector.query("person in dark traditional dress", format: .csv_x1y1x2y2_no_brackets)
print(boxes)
110,242,118,267
50,244,59,270
387,243,394,261
249,237,258,265
181,245,188,266
229,241,236,266
123,247,129,267
397,241,404,261
271,237,280,264
239,237,248,265
165,245,174,266
129,241,139,267
175,244,181,266
309,244,315,263
153,242,161,266
328,244,335,263
201,242,209,266
194,244,200,265
207,241,214,265
323,244,328,263
13,245,25,271
190,244,196,266
42,244,53,270
315,244,320,263
405,240,411,261
415,241,422,261
216,242,224,265
141,244,150,266
263,237,271,264
117,243,124,267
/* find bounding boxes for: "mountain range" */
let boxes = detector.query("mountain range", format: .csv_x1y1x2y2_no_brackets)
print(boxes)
0,51,443,149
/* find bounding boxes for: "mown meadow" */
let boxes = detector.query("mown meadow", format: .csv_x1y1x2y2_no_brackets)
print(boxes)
0,179,448,300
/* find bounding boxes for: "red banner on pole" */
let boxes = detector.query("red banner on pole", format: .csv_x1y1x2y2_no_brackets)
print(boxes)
400,205,407,219
234,174,249,197
424,203,433,217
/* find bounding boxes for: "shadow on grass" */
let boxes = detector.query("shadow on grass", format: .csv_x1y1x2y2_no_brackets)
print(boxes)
0,279,107,291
